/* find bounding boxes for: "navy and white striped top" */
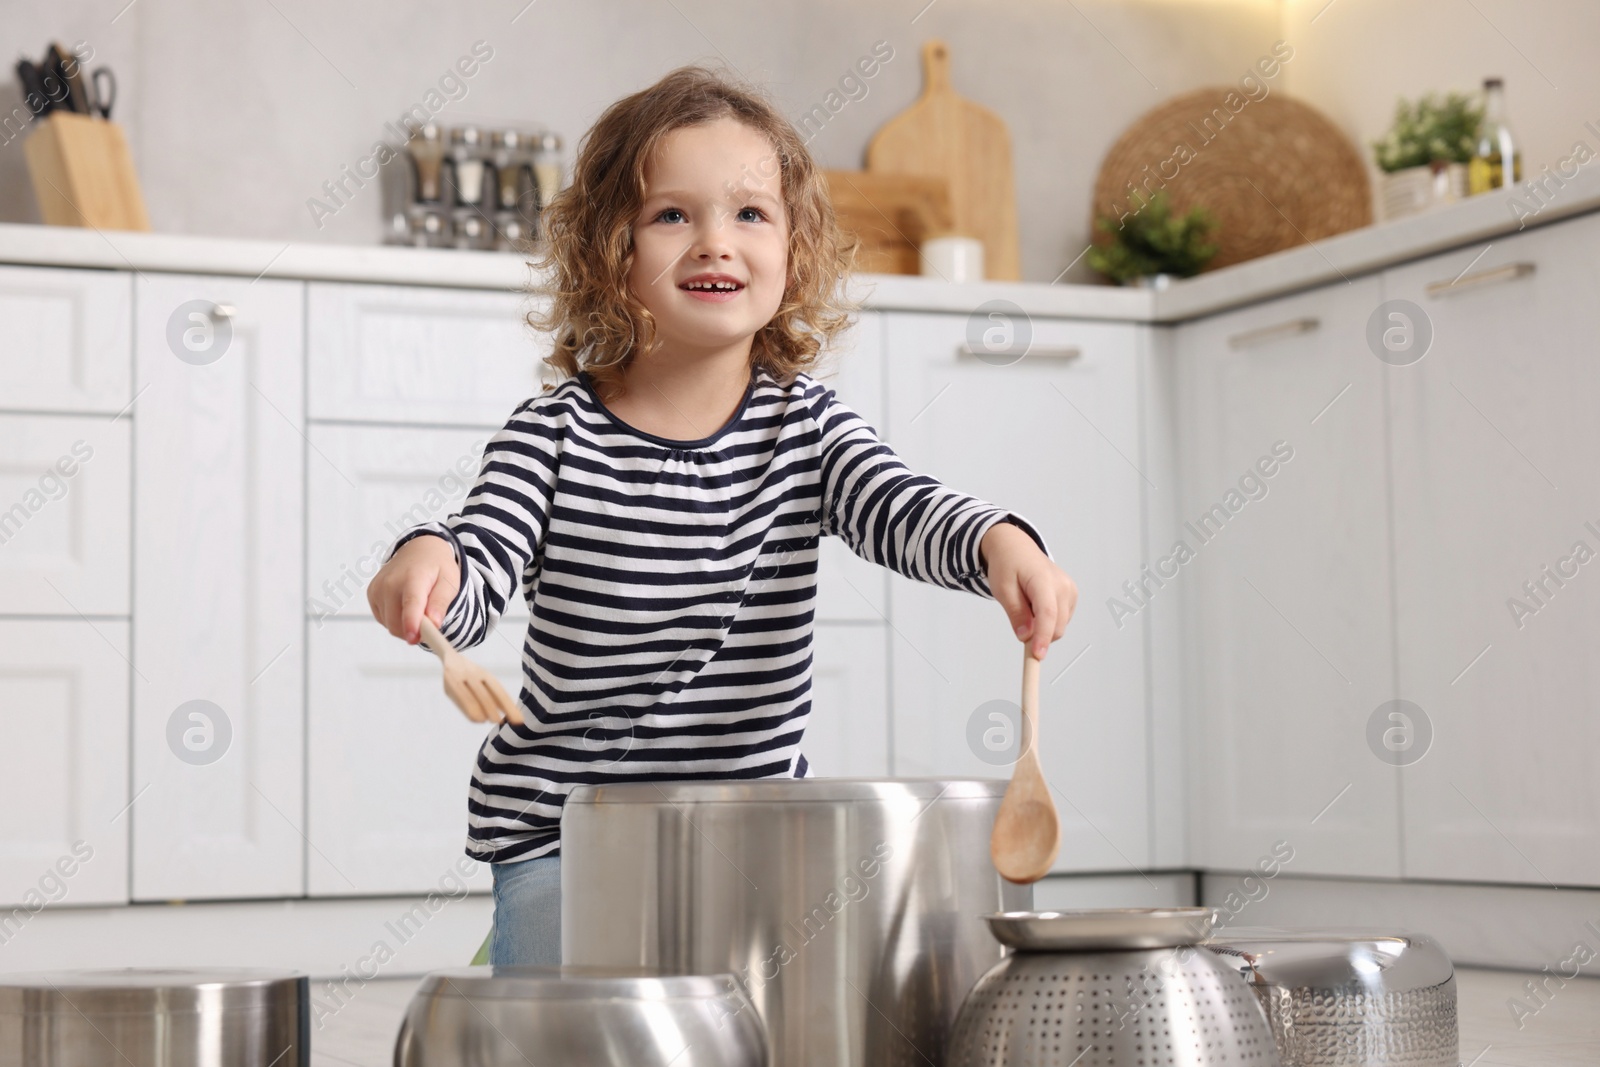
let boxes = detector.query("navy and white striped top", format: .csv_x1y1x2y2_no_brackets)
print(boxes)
397,365,1048,863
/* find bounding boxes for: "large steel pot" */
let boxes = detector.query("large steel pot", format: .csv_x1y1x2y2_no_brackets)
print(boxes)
561,778,1030,1067
0,968,307,1067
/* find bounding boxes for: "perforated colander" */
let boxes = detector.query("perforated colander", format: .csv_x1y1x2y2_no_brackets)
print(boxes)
947,909,1283,1067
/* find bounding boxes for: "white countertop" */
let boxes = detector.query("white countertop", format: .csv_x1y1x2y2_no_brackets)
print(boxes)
3,164,1596,324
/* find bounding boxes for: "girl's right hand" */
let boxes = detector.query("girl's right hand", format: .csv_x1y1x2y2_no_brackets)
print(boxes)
368,535,461,644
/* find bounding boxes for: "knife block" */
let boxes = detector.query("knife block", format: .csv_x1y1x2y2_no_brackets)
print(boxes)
23,112,150,231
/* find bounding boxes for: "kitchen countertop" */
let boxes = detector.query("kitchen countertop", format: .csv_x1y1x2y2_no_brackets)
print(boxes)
312,967,1599,1066
2,163,1597,324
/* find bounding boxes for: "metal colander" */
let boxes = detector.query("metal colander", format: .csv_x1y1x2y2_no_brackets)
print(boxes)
948,910,1283,1067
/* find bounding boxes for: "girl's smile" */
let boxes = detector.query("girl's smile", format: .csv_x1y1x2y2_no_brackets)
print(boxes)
678,270,746,302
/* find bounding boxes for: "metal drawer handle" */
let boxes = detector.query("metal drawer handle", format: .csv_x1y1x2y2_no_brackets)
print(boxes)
1425,261,1535,297
210,303,237,319
1227,317,1320,349
956,343,1082,363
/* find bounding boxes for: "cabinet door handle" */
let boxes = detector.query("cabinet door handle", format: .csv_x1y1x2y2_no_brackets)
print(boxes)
1425,261,1536,297
956,343,1082,363
1226,317,1320,349
210,303,237,320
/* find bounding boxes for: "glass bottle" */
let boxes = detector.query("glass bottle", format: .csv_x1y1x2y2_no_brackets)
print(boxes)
406,121,447,203
490,129,534,213
532,132,564,214
1469,77,1522,194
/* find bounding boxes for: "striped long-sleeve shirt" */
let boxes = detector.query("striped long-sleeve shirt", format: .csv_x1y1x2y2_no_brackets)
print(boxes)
394,365,1049,863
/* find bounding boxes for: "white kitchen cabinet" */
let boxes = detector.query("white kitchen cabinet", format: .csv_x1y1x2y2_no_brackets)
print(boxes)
810,311,889,624
307,282,550,427
0,620,130,909
0,265,131,415
132,274,307,901
306,424,528,620
1385,214,1600,886
305,620,512,896
1175,276,1400,878
0,414,130,616
801,622,890,777
884,310,1149,873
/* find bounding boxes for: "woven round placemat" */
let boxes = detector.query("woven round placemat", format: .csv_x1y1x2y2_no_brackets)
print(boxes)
1090,87,1371,273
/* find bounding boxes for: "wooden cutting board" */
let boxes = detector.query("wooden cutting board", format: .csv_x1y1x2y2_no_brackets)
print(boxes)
821,169,951,276
865,40,1020,280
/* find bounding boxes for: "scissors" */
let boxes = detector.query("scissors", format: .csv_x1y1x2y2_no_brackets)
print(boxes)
87,65,116,120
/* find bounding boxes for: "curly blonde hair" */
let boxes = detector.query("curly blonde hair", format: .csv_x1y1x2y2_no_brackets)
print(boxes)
525,64,860,401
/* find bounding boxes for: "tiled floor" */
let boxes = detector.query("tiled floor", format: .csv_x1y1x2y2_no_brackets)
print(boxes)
319,967,1600,1066
1459,967,1600,1066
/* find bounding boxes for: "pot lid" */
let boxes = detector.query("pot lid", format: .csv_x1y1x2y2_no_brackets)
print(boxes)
0,968,305,1015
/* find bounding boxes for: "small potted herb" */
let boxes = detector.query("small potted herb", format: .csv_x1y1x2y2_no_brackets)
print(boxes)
1371,91,1484,219
1086,189,1219,287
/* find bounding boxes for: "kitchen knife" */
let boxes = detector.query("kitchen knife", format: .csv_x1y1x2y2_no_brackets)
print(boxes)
44,43,83,113
15,59,52,118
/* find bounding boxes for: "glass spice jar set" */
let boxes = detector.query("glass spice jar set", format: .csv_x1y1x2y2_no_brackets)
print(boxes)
381,123,563,252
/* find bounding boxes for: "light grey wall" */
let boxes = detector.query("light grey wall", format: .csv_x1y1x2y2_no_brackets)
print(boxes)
2,0,1594,282
0,0,1280,282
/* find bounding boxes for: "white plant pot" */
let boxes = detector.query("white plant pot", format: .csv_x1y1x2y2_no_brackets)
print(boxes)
1380,162,1468,221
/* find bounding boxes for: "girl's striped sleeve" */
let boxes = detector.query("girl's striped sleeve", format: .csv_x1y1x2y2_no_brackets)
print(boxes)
809,384,1049,599
386,399,559,649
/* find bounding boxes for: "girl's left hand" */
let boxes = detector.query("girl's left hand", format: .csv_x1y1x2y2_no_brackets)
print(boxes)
981,522,1079,660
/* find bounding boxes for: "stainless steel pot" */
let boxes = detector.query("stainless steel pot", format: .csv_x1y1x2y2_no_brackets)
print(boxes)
393,966,766,1067
1203,928,1458,1067
0,968,307,1067
947,909,1282,1067
561,778,1031,1067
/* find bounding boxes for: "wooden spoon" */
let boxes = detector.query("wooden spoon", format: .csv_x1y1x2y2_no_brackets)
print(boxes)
990,645,1061,883
419,618,524,727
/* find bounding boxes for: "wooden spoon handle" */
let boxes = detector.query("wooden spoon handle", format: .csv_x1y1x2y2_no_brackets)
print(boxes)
418,617,453,659
1020,643,1040,760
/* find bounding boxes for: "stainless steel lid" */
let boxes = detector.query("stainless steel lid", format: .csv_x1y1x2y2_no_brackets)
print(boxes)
565,777,1011,805
0,968,306,1015
414,966,746,1001
1204,927,1454,991
983,907,1218,951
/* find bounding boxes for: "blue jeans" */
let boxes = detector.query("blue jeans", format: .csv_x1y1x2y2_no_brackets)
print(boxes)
489,853,562,966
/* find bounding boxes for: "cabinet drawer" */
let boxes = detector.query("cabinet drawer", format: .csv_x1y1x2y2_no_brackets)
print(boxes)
0,265,131,414
0,414,130,615
0,619,130,908
307,424,528,621
308,282,549,426
307,621,505,895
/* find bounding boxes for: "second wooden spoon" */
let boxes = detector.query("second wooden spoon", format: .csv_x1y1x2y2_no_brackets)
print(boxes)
990,644,1061,883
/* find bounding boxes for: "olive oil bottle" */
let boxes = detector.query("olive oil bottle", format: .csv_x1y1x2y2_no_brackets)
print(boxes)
1469,77,1522,194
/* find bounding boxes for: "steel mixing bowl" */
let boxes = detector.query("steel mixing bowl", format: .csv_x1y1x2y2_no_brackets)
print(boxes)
1203,928,1458,1067
393,965,767,1067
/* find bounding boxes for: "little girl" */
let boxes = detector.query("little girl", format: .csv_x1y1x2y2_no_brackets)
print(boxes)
368,64,1078,966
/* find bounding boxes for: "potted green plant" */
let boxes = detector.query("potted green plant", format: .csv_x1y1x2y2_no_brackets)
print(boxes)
1371,91,1484,220
1086,189,1219,287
